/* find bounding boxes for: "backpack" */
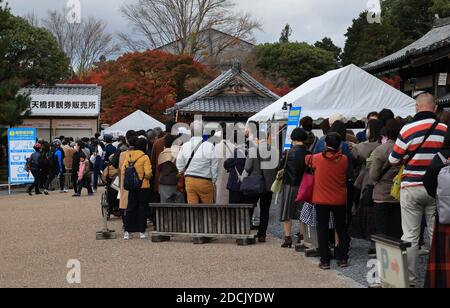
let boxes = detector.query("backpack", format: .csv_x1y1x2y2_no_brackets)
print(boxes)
124,153,146,192
436,153,450,225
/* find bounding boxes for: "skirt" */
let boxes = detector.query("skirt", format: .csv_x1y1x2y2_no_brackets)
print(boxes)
279,184,299,222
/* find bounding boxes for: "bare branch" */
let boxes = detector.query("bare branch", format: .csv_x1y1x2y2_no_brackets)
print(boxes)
119,0,260,59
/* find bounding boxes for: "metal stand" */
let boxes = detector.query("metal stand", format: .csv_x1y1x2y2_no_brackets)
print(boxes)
96,193,116,240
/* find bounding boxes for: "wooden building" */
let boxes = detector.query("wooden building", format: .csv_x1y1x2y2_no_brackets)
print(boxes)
165,62,280,122
363,17,450,107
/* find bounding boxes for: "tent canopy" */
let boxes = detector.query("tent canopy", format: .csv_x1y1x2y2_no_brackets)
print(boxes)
249,64,416,122
103,110,166,137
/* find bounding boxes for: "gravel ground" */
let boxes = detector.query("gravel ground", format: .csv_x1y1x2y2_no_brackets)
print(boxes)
267,198,429,287
0,189,359,288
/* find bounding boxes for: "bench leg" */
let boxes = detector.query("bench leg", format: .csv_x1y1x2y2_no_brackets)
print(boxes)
236,237,256,246
152,235,171,243
193,237,217,244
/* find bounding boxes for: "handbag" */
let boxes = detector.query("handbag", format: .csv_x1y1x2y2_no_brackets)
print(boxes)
241,152,266,197
177,141,204,193
296,156,314,203
241,174,266,196
391,121,439,200
271,150,289,194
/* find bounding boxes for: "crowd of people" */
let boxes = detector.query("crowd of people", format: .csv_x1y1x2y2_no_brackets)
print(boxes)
22,93,449,288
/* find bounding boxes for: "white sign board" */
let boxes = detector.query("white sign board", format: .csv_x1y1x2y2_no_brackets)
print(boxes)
8,128,37,184
438,73,448,86
28,94,100,117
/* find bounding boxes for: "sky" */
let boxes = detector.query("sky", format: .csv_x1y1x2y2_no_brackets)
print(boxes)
6,0,373,48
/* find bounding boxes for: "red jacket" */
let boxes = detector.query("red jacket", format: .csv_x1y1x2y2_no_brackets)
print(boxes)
306,151,348,206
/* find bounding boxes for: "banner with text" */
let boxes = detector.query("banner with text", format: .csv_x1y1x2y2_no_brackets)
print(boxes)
8,128,37,185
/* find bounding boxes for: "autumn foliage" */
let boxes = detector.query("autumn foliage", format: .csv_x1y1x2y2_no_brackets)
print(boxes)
67,50,214,124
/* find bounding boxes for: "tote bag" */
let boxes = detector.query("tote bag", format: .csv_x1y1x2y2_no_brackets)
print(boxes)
296,157,314,203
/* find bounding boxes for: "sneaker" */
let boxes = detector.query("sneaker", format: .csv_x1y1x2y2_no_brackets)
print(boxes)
28,190,33,196
419,248,430,256
63,189,69,193
319,263,331,270
44,190,49,195
140,233,148,240
72,194,81,197
92,188,97,193
36,191,43,195
124,232,131,240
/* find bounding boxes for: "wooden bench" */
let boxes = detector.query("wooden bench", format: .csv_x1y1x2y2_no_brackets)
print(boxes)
149,203,257,246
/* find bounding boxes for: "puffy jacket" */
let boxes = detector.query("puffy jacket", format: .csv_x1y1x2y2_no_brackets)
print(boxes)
121,150,152,189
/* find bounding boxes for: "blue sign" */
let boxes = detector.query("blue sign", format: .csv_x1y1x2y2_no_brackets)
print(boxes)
8,128,37,185
284,107,302,150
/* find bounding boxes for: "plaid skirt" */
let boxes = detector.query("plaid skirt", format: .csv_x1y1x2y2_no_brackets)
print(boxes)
300,202,335,229
425,221,450,288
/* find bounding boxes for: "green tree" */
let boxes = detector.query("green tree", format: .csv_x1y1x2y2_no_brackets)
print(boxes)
342,0,441,66
0,0,70,127
314,37,342,67
256,42,336,87
341,12,400,66
279,24,292,43
431,0,450,17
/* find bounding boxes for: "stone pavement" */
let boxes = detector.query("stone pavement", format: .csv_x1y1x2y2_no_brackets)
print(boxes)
0,189,360,288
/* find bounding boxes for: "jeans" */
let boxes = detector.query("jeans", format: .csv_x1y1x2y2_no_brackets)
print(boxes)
400,186,436,285
316,205,350,264
248,191,273,238
93,158,104,190
374,202,403,240
45,171,65,191
28,169,41,193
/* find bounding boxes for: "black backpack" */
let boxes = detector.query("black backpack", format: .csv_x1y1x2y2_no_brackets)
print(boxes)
124,154,146,191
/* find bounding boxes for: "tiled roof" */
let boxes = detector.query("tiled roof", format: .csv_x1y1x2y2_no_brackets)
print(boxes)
166,62,280,115
18,84,102,97
438,93,450,105
179,95,275,114
363,17,450,72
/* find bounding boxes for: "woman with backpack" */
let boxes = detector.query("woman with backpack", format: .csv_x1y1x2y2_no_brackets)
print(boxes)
278,128,308,248
27,143,43,196
121,137,152,240
306,132,350,270
423,127,450,288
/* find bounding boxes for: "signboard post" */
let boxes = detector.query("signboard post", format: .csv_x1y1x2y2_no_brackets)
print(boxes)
7,128,37,193
284,107,302,150
372,235,412,288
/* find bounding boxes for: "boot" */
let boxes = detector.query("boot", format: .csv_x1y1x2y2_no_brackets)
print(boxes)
281,236,293,248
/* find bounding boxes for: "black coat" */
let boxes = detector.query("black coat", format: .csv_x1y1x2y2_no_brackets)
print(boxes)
424,148,450,198
72,151,81,177
224,149,246,192
281,145,308,187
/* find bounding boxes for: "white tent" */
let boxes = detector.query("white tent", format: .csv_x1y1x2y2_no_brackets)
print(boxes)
103,110,166,137
249,64,416,122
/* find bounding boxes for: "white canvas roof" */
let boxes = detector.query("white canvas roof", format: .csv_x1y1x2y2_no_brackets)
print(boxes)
103,110,166,137
249,64,416,122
